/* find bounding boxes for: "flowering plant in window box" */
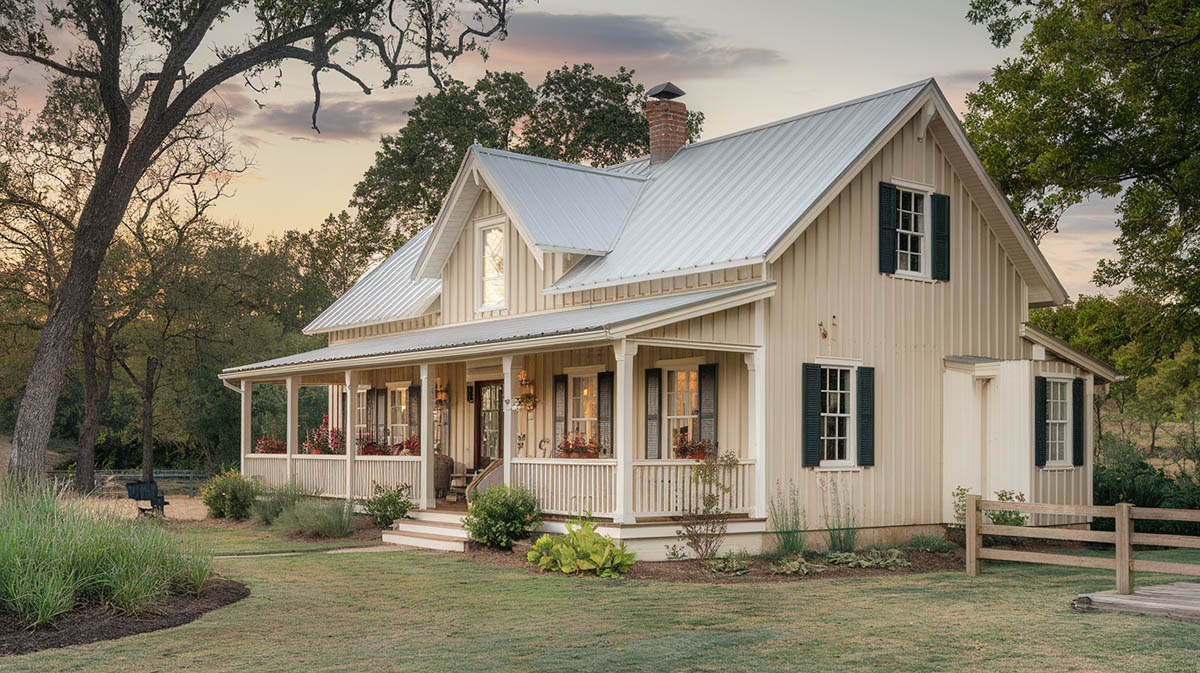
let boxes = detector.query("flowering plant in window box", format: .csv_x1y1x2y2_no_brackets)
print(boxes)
398,436,421,456
300,415,345,454
556,432,600,459
674,436,714,461
254,435,285,454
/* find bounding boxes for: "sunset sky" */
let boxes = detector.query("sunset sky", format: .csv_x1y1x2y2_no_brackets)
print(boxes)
7,0,1120,298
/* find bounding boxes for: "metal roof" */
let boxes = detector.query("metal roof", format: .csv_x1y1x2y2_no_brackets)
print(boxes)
303,227,441,335
473,147,645,254
227,282,772,375
549,80,931,292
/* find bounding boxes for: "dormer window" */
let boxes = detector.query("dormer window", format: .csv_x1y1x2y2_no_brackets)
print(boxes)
477,217,506,310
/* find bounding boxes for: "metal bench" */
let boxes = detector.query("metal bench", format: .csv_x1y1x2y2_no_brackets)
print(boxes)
125,480,169,517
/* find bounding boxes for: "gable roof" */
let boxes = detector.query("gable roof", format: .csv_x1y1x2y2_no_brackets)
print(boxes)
303,226,440,335
1020,323,1121,384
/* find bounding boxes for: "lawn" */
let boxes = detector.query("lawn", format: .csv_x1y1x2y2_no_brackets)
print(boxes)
164,521,378,556
7,528,1199,673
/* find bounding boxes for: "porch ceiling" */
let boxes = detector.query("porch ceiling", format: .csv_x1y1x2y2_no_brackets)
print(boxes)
222,281,774,380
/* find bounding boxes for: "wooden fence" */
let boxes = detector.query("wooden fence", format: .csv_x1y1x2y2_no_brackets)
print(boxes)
965,495,1200,594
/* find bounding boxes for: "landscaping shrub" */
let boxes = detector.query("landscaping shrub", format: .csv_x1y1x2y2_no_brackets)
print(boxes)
272,499,354,538
675,452,739,561
252,483,321,526
462,485,541,549
820,476,858,552
773,555,826,576
526,517,636,578
986,489,1027,527
825,549,911,569
201,468,261,520
360,483,413,528
767,480,807,558
1092,436,1200,536
906,533,958,553
0,479,212,627
708,550,751,576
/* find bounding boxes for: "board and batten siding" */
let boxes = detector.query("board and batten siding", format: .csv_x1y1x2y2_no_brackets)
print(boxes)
763,113,1032,530
1030,359,1093,526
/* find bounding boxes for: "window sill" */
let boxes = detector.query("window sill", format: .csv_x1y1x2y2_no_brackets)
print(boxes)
890,272,937,284
814,465,862,473
1040,464,1077,472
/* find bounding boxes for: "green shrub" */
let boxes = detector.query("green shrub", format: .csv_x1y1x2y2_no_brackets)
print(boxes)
709,550,751,576
825,549,911,570
201,468,261,520
768,480,807,558
906,533,958,553
986,489,1027,527
773,555,826,576
1093,436,1200,536
252,483,321,526
462,485,541,549
272,499,354,538
360,483,413,528
820,477,858,553
0,479,213,627
526,517,636,578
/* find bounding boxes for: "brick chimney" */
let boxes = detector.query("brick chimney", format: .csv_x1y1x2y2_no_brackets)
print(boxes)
647,82,687,165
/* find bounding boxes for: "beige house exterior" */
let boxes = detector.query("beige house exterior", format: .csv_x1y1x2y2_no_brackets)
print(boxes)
220,79,1118,558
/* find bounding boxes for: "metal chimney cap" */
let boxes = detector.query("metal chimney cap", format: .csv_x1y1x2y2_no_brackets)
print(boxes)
647,82,685,100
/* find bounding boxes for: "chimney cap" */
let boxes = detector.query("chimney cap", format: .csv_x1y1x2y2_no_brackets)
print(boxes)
647,82,685,100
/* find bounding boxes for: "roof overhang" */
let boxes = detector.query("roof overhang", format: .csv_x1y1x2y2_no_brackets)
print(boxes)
1020,322,1121,384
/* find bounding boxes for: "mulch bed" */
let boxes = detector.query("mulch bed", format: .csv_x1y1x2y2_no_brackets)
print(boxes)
458,546,964,583
0,579,249,657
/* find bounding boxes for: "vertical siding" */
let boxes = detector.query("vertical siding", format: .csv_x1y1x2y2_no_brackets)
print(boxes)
1030,359,1093,525
764,115,1031,530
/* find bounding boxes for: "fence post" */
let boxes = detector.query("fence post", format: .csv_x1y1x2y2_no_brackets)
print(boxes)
966,494,981,576
1115,502,1133,595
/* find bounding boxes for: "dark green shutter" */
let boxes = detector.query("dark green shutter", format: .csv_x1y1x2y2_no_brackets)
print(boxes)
1072,377,1085,466
931,192,950,281
645,368,663,459
802,363,821,467
857,367,875,466
1034,376,1048,467
597,372,614,455
553,374,568,449
698,363,718,443
408,386,420,444
879,182,898,274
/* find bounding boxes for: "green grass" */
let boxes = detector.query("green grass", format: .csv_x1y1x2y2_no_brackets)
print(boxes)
7,525,1200,672
164,522,375,556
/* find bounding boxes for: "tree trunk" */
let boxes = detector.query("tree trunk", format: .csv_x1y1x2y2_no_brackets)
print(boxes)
140,356,159,483
76,320,114,493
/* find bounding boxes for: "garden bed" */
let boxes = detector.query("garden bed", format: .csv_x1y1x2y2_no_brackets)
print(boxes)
0,579,249,656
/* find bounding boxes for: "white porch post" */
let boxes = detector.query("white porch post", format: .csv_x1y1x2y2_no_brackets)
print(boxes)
419,364,434,509
746,349,767,518
344,371,356,501
613,340,637,524
285,375,299,485
502,355,522,487
239,381,252,475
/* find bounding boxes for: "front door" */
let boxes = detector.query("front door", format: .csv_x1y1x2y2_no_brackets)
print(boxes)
475,380,504,468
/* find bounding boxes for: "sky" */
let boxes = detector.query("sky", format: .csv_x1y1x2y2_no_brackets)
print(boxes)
7,0,1119,299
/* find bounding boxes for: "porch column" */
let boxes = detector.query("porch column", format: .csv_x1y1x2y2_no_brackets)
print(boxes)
502,355,522,487
746,348,767,518
613,340,637,524
344,371,356,501
239,381,252,474
286,375,299,485
419,363,434,509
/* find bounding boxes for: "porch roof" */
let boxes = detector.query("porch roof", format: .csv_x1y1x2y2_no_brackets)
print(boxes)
222,281,774,379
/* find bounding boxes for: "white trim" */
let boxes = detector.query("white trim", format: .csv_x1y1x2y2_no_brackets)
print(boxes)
1042,376,1074,468
563,364,606,376
475,217,509,312
815,361,857,468
627,337,760,353
815,466,864,473
653,356,706,369
815,355,863,367
890,176,935,192
891,183,934,281
1020,323,1121,383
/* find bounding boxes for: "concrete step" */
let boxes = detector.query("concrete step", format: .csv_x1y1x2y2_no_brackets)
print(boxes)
393,518,471,540
381,529,467,552
410,510,466,524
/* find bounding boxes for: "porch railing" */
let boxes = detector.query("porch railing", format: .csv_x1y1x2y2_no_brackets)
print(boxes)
510,458,617,518
294,454,347,498
354,455,422,500
243,453,422,501
632,460,755,517
244,454,288,487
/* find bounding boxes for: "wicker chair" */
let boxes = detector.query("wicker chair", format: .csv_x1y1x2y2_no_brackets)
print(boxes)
434,451,454,498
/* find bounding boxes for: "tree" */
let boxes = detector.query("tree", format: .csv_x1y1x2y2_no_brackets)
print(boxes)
352,64,706,227
0,0,518,479
963,1,1200,325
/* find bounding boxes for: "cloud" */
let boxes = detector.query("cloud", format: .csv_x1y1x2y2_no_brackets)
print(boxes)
233,92,418,142
480,12,786,82
1039,194,1122,298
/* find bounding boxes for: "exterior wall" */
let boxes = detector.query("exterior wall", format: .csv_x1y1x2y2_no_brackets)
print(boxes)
327,313,439,346
763,113,1033,531
1030,358,1093,525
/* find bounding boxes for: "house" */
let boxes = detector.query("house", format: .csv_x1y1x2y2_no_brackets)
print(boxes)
219,78,1119,558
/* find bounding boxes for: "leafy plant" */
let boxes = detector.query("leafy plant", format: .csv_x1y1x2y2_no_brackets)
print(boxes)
825,549,911,570
906,533,958,553
252,483,323,526
526,517,636,578
462,485,542,549
773,555,827,576
361,483,414,528
709,550,752,576
820,476,858,553
675,451,740,561
768,480,807,558
987,490,1027,527
272,499,354,538
201,468,262,521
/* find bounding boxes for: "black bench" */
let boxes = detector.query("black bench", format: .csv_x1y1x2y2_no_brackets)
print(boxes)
126,481,169,517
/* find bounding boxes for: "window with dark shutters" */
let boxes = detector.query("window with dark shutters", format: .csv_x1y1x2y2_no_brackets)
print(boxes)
553,374,568,450
857,367,875,467
931,193,950,281
802,363,821,467
645,368,663,459
1072,377,1085,466
1034,376,1048,467
597,372,614,456
879,182,898,274
698,364,718,443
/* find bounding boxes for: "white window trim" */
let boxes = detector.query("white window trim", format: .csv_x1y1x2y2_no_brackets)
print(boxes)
567,373,599,442
889,178,934,282
475,215,508,312
815,356,861,468
1043,375,1074,469
386,381,411,445
662,365,701,459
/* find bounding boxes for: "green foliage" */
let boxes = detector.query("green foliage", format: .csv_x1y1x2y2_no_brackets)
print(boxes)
768,480,808,557
462,485,542,549
825,549,911,570
201,468,262,521
360,483,414,528
272,499,354,539
675,451,740,560
0,479,212,627
252,483,323,527
773,555,827,576
906,533,958,553
986,489,1027,528
1093,437,1200,535
820,477,858,553
526,517,636,578
708,550,752,576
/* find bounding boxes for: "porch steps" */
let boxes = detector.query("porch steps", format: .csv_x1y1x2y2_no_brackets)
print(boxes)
381,510,470,552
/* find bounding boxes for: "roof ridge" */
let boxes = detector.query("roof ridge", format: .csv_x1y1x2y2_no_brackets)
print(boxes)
472,145,648,181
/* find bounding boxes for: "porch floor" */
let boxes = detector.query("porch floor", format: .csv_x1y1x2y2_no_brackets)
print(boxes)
1072,582,1200,623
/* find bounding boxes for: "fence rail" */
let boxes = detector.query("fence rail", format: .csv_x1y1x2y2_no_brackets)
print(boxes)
965,495,1200,594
